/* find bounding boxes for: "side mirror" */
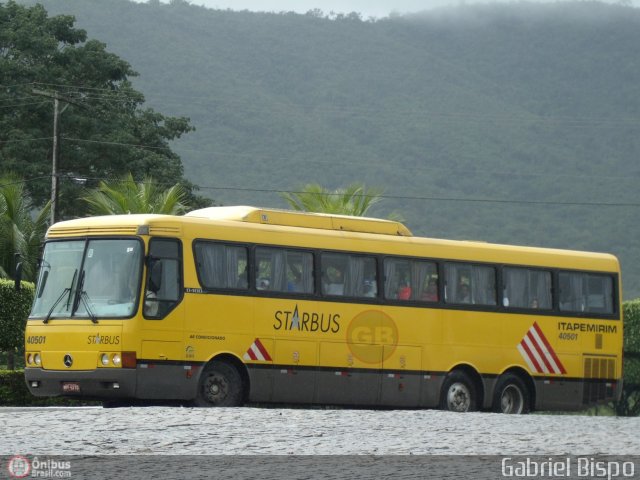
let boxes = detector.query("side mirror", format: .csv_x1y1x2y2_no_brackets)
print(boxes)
148,259,163,293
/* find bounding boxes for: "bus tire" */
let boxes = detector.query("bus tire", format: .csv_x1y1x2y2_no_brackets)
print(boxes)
194,361,244,407
439,370,478,412
492,373,530,414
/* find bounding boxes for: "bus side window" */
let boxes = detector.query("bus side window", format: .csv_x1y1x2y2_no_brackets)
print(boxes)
384,258,438,302
321,253,376,298
559,271,614,314
444,262,496,306
503,267,552,309
255,247,314,295
144,238,182,319
194,242,248,290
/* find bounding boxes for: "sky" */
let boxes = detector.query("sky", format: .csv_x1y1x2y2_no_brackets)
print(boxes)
174,0,460,18
144,0,637,18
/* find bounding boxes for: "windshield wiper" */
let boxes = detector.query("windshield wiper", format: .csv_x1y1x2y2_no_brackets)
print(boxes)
43,269,77,324
79,291,98,324
71,270,98,324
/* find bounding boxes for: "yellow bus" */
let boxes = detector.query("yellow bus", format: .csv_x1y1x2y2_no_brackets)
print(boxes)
24,206,623,412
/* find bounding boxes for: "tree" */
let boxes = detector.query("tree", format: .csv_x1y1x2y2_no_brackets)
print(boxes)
280,182,384,216
0,176,50,282
0,1,209,219
82,173,189,215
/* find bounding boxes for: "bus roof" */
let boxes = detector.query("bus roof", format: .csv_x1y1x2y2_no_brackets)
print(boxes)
46,207,619,272
184,206,413,237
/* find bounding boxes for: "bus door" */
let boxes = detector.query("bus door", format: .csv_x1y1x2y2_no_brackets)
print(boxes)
137,237,186,399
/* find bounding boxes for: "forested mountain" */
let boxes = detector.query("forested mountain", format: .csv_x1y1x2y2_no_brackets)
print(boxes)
14,0,640,298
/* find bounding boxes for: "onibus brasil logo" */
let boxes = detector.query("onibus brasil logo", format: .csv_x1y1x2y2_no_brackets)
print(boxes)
7,455,71,478
7,456,30,478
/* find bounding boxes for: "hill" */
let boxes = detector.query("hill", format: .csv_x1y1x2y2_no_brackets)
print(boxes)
15,0,640,298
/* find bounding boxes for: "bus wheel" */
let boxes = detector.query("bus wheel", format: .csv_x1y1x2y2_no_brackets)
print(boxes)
493,373,530,414
440,370,477,412
194,361,244,407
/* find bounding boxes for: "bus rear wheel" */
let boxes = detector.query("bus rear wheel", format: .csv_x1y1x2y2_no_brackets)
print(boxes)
492,373,530,414
194,361,244,407
440,370,478,412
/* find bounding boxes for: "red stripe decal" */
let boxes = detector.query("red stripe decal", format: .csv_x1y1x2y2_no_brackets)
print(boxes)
520,339,543,373
253,338,272,362
532,322,566,374
527,330,555,373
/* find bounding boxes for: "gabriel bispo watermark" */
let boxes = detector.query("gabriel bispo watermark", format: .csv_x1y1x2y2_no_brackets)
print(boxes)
501,457,637,480
7,455,71,478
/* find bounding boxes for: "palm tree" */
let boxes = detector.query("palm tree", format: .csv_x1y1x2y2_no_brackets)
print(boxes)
280,182,384,216
82,173,189,215
0,176,50,281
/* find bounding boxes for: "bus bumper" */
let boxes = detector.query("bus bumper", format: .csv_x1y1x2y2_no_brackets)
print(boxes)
24,367,137,399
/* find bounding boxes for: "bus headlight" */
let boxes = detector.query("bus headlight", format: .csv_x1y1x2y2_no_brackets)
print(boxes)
100,353,110,366
34,353,41,366
26,353,33,365
112,354,121,366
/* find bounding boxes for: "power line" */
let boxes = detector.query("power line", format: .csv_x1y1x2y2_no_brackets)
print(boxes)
14,173,638,209
4,173,640,208
0,101,49,109
0,137,53,145
19,82,640,129
0,176,52,189
63,136,172,152
1,133,636,183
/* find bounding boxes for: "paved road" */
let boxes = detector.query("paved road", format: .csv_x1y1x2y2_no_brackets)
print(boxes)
2,407,639,456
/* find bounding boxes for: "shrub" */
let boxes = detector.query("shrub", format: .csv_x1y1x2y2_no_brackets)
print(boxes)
0,370,98,406
0,279,34,369
613,300,640,416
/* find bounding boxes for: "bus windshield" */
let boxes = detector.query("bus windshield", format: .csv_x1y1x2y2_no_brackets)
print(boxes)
31,238,143,320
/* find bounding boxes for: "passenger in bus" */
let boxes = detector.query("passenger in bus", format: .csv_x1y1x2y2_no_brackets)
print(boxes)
287,269,303,293
397,279,412,300
363,279,377,298
326,281,344,295
457,283,471,303
420,278,438,302
324,268,344,295
530,298,539,309
237,265,248,289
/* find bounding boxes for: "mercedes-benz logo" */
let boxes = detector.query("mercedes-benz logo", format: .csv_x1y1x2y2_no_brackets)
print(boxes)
63,354,73,368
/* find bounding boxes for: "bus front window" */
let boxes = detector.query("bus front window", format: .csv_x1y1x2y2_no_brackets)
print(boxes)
31,239,143,320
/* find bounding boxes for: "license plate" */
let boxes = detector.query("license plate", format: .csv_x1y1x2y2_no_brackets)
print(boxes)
62,382,80,393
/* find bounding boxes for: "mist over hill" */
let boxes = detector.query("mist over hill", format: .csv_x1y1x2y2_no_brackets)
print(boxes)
16,0,640,298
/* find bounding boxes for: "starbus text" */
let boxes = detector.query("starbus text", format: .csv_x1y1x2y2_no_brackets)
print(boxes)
273,309,340,333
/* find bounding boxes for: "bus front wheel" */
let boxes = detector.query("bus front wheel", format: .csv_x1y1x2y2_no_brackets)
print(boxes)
440,370,478,412
194,361,244,407
492,373,530,414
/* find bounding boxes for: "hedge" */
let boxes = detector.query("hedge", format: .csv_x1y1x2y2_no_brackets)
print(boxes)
0,370,98,406
613,300,640,415
0,279,34,354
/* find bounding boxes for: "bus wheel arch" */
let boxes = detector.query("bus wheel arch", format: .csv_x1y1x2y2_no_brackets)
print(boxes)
193,354,249,407
440,365,483,412
492,368,533,414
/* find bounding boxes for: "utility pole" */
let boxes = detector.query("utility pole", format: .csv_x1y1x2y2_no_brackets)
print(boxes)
51,97,60,225
32,89,81,224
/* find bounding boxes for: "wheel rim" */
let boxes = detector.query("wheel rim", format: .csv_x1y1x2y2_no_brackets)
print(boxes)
446,382,472,412
500,384,524,414
202,372,229,405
